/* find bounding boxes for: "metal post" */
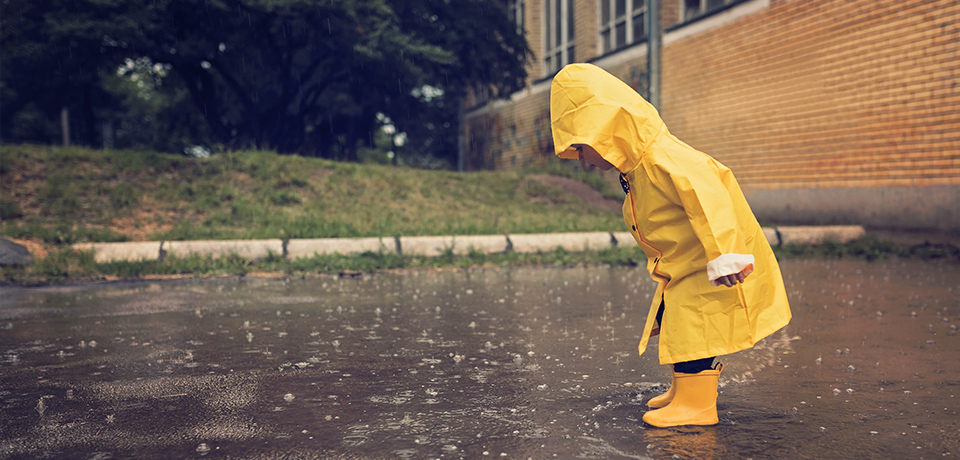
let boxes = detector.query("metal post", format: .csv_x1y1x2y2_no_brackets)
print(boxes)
457,96,465,172
646,0,661,109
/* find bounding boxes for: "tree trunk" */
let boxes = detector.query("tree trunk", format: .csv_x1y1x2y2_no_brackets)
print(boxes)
60,107,70,146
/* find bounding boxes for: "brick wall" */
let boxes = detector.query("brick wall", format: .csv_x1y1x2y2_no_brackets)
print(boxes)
465,90,554,170
573,0,598,65
660,0,960,190
463,0,960,229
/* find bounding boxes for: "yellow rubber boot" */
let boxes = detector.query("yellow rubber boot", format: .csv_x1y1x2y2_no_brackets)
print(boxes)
646,372,675,408
642,363,723,428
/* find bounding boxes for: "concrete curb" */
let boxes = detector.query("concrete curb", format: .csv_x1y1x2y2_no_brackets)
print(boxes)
508,232,616,253
398,235,509,256
73,242,164,263
70,226,867,263
286,237,389,259
164,239,284,261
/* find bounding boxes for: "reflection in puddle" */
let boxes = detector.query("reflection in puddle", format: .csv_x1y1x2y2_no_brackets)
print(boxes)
0,260,957,458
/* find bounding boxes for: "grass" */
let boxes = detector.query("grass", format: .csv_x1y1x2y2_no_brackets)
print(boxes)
0,144,624,244
1,144,956,286
0,244,651,286
3,235,956,287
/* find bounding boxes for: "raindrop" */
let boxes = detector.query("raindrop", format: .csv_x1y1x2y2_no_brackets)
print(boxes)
35,398,46,416
197,443,211,455
246,332,254,343
284,393,295,402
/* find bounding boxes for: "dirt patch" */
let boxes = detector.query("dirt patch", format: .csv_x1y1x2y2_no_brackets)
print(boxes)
526,174,622,213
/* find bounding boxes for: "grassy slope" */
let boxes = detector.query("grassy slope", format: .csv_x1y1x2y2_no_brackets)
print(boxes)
3,145,955,285
0,144,625,245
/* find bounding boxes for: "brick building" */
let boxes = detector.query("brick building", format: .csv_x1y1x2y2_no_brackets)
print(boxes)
462,0,960,231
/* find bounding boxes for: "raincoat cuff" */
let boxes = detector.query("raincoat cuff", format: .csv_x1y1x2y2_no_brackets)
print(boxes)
707,253,755,286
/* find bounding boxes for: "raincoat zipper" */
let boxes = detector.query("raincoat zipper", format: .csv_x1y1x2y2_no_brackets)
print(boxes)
622,174,670,284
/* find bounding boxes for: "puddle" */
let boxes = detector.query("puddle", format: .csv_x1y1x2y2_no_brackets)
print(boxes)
1,259,957,458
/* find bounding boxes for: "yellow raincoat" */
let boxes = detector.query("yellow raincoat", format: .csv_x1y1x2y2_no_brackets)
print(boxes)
550,63,791,364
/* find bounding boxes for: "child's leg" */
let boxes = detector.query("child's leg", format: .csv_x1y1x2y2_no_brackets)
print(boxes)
673,357,716,374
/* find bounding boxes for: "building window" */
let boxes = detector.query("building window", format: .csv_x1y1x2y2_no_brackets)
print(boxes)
683,0,735,22
544,0,575,75
599,0,646,54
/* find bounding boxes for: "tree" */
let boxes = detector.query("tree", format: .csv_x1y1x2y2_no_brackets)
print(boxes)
2,0,531,163
1,0,130,146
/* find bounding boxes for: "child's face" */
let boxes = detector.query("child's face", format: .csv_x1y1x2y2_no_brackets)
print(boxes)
573,144,615,171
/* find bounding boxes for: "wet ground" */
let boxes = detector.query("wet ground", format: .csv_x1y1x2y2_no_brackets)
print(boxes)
1,258,957,459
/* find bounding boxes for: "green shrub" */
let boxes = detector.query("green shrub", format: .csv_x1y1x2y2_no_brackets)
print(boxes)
0,198,23,219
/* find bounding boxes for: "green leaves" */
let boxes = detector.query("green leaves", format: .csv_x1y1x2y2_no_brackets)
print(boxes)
1,0,530,163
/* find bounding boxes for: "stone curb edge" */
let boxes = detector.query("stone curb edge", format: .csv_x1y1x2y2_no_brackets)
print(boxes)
70,226,866,264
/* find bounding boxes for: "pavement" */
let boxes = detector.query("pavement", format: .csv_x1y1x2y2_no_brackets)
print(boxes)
71,225,870,264
1,257,957,458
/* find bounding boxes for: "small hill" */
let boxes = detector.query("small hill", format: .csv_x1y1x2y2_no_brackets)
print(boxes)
0,145,624,248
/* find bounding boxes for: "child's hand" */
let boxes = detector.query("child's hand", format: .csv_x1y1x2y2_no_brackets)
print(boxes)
715,271,747,287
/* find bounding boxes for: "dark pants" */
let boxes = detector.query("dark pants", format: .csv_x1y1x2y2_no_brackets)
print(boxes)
656,300,716,374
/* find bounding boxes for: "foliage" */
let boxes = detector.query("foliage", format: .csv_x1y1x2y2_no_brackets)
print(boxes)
6,236,957,286
0,0,129,145
773,236,960,261
0,144,624,245
0,0,531,164
526,155,624,201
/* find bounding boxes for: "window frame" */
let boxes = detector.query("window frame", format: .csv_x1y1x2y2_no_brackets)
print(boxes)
682,0,736,23
598,0,647,55
544,0,575,76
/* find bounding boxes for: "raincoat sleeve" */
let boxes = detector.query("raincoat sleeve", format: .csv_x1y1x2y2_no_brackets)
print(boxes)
648,152,755,284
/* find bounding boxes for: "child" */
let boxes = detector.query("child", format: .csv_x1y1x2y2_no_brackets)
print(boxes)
550,63,792,428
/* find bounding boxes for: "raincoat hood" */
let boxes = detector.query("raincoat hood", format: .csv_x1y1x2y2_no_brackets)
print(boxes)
550,63,665,173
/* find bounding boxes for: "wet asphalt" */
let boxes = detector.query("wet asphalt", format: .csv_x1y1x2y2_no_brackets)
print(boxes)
1,258,957,459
